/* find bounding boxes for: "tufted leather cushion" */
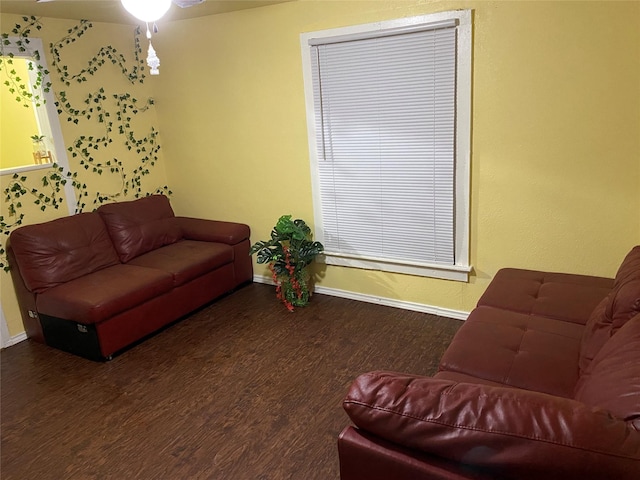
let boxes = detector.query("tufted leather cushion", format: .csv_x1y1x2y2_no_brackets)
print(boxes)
574,314,640,424
9,213,120,293
477,268,612,324
97,195,182,263
437,306,583,397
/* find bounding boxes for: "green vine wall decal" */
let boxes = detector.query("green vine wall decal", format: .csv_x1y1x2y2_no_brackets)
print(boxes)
51,20,146,86
0,16,51,107
2,168,77,221
0,17,171,271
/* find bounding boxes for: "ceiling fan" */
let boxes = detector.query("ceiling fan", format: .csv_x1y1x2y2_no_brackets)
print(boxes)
34,0,207,74
35,0,206,7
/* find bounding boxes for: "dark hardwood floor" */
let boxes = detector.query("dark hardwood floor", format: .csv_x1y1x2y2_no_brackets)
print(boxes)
1,283,462,480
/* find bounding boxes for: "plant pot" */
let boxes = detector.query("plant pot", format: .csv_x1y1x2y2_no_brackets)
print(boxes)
276,269,312,310
281,277,310,307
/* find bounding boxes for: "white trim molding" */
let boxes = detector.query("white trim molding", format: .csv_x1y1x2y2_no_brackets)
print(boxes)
3,332,28,348
300,9,473,283
0,37,77,214
1,306,28,348
252,275,469,321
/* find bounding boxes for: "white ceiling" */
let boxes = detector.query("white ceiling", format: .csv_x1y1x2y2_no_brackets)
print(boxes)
0,0,294,25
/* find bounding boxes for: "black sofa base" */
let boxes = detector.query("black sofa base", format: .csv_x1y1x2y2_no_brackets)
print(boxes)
39,314,106,362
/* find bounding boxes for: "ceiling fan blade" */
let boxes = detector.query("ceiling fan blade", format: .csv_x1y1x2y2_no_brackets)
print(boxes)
172,0,206,8
35,0,206,5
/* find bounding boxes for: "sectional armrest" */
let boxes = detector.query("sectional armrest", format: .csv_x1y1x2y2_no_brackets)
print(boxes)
343,371,640,480
176,217,250,245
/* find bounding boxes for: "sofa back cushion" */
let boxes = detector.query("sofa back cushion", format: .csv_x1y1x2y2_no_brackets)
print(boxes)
574,313,640,425
615,245,640,287
578,246,640,373
9,213,120,293
97,195,182,263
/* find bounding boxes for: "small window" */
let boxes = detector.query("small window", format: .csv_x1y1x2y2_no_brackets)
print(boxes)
0,37,69,176
300,10,472,281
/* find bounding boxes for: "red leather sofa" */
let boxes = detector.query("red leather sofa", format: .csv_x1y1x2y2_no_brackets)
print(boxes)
339,246,640,479
7,195,253,361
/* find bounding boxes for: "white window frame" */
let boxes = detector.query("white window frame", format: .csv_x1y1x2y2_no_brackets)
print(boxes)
300,10,472,282
1,37,73,183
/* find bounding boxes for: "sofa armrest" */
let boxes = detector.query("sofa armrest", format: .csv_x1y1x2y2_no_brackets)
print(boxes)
344,371,640,480
339,426,497,480
176,217,250,245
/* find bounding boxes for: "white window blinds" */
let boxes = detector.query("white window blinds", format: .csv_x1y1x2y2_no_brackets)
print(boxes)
310,23,458,267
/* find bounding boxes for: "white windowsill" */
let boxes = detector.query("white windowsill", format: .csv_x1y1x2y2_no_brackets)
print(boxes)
320,252,472,282
1,163,57,176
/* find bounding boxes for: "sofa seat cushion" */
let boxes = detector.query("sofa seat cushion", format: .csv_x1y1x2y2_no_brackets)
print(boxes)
97,195,183,263
438,306,583,397
36,264,174,324
477,268,613,324
9,213,120,293
126,240,234,287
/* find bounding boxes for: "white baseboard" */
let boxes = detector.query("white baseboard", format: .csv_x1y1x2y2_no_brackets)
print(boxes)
252,275,469,321
2,278,468,350
2,332,28,348
1,305,28,348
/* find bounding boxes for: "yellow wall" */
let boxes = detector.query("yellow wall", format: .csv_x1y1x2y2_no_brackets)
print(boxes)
2,1,640,339
0,58,40,170
154,0,640,314
0,14,168,337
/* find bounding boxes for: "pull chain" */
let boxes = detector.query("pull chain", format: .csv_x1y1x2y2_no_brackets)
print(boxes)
144,22,160,75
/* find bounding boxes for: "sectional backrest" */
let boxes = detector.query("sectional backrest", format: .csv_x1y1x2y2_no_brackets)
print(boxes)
9,212,120,293
578,246,640,373
97,194,182,263
574,313,640,428
575,246,640,425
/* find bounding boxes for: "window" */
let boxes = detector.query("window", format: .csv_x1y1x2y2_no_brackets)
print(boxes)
300,10,472,281
0,37,69,176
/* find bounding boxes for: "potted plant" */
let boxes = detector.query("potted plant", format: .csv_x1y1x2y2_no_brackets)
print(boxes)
30,134,51,163
250,215,324,311
31,134,46,155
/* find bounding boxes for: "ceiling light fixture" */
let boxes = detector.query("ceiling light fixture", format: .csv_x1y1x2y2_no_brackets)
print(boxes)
120,0,172,75
121,0,172,23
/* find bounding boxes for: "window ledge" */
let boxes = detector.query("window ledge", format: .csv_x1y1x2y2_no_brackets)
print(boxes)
320,252,472,282
1,163,56,177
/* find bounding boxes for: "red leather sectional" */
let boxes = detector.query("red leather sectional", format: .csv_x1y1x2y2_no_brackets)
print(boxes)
7,195,253,361
339,246,640,479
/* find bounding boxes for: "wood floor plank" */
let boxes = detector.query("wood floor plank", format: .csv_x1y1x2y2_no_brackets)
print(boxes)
1,283,461,480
